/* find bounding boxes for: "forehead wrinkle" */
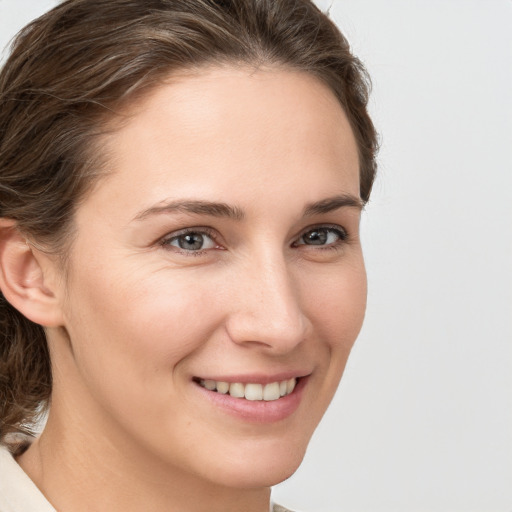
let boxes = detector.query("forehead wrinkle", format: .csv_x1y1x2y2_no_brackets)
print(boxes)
133,199,245,222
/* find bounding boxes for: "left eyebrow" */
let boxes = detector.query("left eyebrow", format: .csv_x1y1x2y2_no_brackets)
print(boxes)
303,194,364,216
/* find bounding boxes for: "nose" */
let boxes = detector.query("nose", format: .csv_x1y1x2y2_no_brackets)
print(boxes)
224,251,309,354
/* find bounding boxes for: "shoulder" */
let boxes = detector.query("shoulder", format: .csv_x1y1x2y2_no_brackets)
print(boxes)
273,504,296,512
0,443,56,512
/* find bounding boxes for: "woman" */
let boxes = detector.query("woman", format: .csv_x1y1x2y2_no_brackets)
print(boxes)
0,1,378,511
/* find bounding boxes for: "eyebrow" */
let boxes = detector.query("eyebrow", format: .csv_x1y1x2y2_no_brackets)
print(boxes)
133,193,363,222
133,199,245,222
303,194,364,216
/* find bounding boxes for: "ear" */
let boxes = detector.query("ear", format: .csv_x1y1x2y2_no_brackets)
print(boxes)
0,219,65,327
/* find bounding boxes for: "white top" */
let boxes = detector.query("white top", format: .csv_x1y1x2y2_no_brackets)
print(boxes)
0,444,293,512
0,445,55,512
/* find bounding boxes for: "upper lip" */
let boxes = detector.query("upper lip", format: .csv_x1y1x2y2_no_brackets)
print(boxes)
193,371,311,385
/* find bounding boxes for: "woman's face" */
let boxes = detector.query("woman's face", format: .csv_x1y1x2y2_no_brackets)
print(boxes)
49,66,366,488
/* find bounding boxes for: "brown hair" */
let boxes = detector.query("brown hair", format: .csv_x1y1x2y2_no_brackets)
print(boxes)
0,0,378,441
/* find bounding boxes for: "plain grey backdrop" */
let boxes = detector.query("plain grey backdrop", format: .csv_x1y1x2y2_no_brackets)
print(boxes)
1,1,511,511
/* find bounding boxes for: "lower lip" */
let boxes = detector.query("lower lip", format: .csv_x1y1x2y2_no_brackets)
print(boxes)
193,377,308,423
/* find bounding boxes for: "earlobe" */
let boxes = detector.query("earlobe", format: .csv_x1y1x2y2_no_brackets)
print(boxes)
0,219,64,327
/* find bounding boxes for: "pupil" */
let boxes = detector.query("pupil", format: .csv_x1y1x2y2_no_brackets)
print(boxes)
179,233,203,250
306,229,327,245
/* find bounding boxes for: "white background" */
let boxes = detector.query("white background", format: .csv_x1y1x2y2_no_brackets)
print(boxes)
1,1,511,511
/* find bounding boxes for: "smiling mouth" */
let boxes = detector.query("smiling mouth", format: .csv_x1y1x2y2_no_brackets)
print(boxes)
194,377,298,401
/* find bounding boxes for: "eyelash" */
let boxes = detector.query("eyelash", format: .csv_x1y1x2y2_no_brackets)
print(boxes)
159,224,349,256
159,227,220,256
292,224,348,250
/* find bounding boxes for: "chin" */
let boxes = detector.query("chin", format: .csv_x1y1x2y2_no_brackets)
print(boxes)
199,436,310,489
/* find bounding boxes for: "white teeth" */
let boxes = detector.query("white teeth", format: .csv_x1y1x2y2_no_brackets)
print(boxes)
216,381,229,394
199,378,298,400
263,382,280,401
245,383,263,401
229,382,245,398
204,379,216,391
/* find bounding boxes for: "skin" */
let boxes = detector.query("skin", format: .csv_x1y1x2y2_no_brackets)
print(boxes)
15,66,366,512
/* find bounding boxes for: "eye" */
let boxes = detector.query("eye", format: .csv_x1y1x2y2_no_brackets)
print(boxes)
294,226,347,247
162,229,218,252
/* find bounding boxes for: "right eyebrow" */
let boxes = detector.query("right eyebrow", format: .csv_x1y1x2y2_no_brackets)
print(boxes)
132,199,245,222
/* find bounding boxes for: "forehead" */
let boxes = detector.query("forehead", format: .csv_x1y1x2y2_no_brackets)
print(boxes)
87,66,360,218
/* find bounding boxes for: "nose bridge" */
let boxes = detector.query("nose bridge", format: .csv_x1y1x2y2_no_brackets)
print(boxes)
226,246,307,351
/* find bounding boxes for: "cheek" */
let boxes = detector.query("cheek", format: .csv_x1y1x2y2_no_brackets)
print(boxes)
302,257,367,405
62,260,223,388
58,264,228,443
303,257,367,345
